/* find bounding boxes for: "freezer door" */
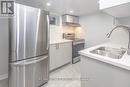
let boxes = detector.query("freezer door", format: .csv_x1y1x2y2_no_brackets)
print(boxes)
9,4,49,61
9,55,49,87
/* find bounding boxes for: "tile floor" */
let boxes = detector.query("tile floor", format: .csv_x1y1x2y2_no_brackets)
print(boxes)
42,62,80,87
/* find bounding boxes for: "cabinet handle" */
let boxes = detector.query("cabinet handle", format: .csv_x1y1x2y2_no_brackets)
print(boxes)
58,44,59,49
56,44,59,49
56,44,58,49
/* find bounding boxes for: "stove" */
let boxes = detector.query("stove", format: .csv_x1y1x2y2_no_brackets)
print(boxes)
63,33,85,64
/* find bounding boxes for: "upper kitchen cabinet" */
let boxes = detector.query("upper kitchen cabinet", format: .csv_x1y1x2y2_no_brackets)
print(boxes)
99,0,130,18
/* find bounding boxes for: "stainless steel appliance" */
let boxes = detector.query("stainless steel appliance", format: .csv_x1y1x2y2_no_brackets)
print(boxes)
72,39,85,63
62,14,81,27
9,3,49,87
63,33,85,64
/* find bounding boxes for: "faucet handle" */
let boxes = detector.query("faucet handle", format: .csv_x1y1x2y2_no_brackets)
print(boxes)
120,47,127,53
127,49,130,55
106,33,110,38
120,47,127,51
120,47,130,55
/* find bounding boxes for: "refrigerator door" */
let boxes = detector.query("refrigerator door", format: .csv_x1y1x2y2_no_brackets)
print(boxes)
9,55,49,87
9,4,49,61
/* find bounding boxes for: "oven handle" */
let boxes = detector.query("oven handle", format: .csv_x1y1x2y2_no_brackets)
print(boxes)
73,41,85,45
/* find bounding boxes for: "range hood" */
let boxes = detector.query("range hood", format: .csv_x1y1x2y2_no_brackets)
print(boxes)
62,14,81,27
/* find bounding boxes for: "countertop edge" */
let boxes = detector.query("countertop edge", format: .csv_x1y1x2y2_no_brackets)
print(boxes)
50,40,72,45
79,42,130,71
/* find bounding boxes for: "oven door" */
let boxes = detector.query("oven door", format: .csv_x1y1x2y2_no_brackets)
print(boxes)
72,43,84,63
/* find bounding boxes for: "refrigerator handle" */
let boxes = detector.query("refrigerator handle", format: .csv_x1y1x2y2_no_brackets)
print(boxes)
46,14,50,50
11,55,48,66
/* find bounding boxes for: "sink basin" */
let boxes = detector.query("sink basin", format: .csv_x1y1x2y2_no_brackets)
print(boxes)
90,47,126,59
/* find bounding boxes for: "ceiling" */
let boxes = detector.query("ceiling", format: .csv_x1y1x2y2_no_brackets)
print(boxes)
16,0,100,16
42,0,100,16
16,0,130,18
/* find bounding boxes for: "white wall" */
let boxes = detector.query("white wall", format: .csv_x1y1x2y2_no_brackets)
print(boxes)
110,17,130,48
0,18,9,87
79,12,125,48
119,17,130,27
0,79,8,87
50,25,63,41
79,12,130,48
50,12,130,49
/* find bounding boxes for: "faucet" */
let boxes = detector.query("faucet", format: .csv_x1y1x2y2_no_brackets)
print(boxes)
106,25,130,55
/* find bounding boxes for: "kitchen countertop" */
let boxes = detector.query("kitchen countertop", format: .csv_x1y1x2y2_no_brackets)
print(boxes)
79,42,130,71
50,39,72,45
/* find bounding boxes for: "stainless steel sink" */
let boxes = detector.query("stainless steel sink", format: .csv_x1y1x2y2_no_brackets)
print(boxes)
90,47,126,59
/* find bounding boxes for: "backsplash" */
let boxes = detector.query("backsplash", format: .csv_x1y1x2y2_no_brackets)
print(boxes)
50,25,83,41
50,25,63,41
63,26,75,34
49,13,83,41
49,14,63,41
75,27,83,38
63,26,83,38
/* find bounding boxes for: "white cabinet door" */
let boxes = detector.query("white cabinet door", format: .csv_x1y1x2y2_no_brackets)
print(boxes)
99,0,130,9
50,44,59,71
50,42,72,71
58,42,72,67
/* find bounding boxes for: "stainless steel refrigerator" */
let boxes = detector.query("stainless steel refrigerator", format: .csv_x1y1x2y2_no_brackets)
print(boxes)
9,3,49,87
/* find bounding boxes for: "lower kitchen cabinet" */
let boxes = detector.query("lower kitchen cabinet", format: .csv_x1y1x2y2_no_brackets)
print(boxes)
50,42,72,71
81,56,130,87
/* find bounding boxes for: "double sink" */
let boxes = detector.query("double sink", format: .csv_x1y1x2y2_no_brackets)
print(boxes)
90,47,126,59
